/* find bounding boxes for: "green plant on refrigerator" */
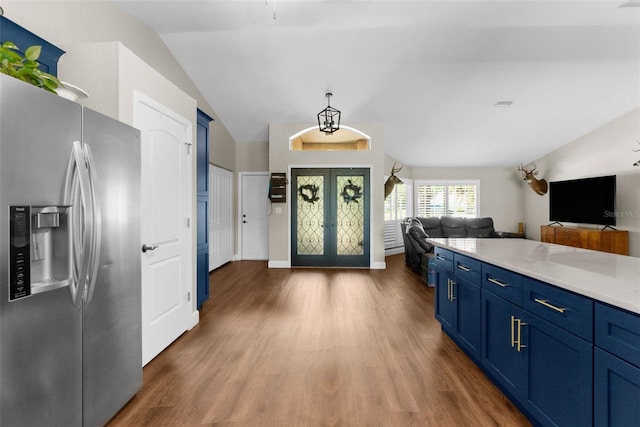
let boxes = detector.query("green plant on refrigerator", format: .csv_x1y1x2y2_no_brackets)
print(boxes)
0,42,59,93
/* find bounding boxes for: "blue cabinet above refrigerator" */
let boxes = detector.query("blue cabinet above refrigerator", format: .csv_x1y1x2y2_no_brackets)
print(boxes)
0,15,65,76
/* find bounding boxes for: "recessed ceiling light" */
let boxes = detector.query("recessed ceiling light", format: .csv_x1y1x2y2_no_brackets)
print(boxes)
619,1,640,7
494,101,513,107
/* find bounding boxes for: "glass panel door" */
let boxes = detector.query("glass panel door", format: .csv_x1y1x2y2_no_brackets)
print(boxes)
292,168,370,267
292,169,329,266
296,173,326,256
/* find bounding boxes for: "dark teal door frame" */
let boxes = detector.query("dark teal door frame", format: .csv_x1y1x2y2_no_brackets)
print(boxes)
291,168,370,267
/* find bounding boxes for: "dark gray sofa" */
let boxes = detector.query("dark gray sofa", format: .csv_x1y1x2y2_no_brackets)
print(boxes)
401,216,522,275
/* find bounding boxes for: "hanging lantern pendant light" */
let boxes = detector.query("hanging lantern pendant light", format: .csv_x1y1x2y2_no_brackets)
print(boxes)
317,92,341,134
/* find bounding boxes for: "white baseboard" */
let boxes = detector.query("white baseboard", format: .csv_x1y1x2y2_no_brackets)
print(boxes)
188,310,199,330
268,260,291,268
371,261,386,269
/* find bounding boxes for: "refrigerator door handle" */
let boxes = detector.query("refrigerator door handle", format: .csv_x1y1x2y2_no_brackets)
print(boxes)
63,141,94,307
83,143,102,305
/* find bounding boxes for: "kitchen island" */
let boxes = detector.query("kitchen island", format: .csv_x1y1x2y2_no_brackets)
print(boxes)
427,238,640,314
427,237,640,427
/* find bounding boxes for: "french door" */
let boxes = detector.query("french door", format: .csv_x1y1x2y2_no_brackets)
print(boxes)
291,168,370,267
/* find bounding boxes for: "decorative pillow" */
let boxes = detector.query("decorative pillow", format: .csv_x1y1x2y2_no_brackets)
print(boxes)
406,218,428,238
406,218,433,251
408,224,428,240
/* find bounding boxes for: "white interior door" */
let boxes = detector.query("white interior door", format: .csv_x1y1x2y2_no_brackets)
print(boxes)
240,173,270,260
135,93,192,366
210,165,233,270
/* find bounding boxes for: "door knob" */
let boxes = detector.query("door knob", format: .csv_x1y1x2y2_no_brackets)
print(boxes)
142,244,159,253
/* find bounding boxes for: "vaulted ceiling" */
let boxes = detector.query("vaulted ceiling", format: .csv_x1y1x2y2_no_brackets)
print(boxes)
112,0,640,167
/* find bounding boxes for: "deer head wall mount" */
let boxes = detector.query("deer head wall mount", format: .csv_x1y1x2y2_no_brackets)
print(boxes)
518,162,548,196
384,162,403,199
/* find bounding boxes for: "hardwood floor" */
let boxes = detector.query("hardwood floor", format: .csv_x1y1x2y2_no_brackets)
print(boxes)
108,255,530,426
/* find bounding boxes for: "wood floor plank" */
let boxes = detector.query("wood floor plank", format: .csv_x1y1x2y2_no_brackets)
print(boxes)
107,255,531,426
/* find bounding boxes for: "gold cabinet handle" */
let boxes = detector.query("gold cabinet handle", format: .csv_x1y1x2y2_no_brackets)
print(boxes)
534,298,566,314
511,316,527,352
488,277,509,288
447,279,456,301
457,264,471,272
516,319,527,352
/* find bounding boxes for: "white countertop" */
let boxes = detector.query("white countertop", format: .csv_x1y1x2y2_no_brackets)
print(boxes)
427,238,640,315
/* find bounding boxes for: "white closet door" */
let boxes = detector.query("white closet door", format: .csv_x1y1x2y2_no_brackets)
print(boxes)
240,173,270,260
210,165,234,270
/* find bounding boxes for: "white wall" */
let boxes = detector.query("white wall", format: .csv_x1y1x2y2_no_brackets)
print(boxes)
523,107,640,257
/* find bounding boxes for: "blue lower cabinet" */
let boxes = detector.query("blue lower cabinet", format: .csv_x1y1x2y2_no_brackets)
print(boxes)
524,311,593,427
482,290,526,399
594,347,640,427
453,276,481,360
594,303,640,427
435,251,482,361
482,289,593,427
434,265,454,333
434,248,606,426
595,302,640,368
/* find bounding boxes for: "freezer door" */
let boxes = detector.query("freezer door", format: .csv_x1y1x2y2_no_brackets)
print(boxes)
0,75,83,425
81,108,142,426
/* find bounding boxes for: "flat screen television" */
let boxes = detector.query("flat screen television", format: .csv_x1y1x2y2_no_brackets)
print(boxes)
549,175,616,226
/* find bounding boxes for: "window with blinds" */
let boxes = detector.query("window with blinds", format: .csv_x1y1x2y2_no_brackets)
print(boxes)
384,179,412,252
415,181,479,218
416,184,446,217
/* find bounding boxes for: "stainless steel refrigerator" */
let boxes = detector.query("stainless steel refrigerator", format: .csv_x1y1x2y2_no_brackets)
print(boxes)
0,73,142,426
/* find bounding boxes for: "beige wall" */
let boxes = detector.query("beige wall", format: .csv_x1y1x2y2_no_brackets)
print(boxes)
523,108,640,257
269,123,386,268
211,125,237,172
384,152,525,234
55,42,197,129
237,142,270,172
410,167,525,234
